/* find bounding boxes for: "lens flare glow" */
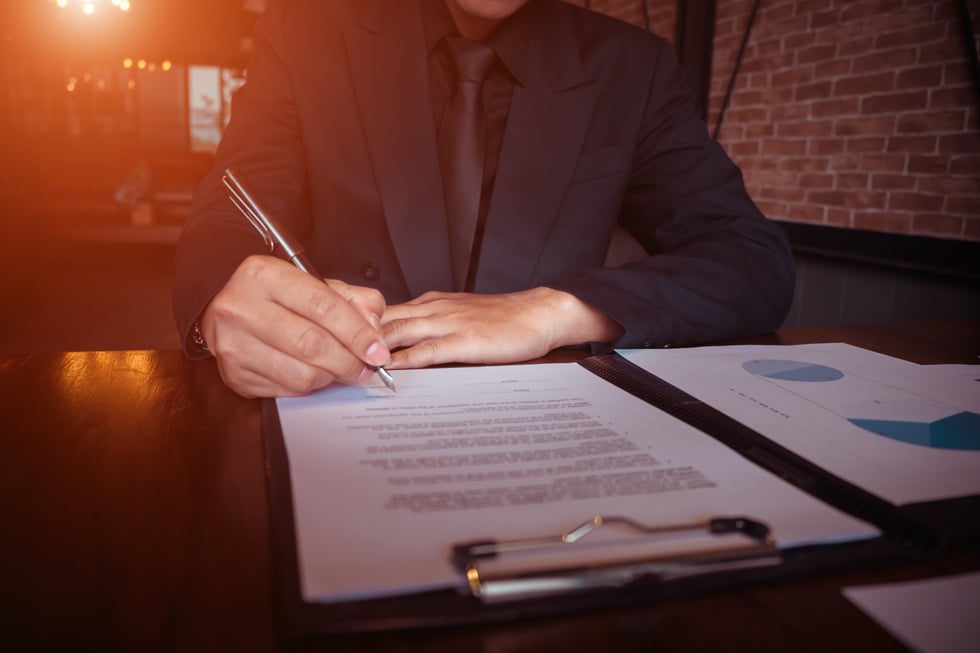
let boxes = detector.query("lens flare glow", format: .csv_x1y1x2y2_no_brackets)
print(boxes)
58,0,134,13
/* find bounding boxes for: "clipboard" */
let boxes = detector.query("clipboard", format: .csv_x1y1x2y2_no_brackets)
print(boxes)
258,357,943,638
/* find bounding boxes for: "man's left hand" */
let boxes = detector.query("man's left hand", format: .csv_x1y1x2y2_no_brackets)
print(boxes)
381,286,623,369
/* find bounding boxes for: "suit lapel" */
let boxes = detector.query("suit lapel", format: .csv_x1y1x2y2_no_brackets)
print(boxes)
344,0,455,295
474,12,598,292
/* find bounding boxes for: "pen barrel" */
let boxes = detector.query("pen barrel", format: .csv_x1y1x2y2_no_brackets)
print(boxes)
224,167,315,271
289,252,323,279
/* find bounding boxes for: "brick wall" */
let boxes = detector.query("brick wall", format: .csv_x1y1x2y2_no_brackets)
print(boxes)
574,0,980,242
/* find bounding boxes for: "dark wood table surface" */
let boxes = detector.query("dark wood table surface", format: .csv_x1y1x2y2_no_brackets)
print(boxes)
2,320,978,652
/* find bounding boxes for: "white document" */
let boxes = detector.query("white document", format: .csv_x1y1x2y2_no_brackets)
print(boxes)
923,363,980,385
843,572,980,653
619,344,980,505
277,362,875,603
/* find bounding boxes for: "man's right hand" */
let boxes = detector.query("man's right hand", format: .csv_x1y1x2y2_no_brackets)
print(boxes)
199,255,391,398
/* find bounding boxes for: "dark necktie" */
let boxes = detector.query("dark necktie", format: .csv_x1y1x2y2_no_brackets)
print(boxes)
438,37,496,292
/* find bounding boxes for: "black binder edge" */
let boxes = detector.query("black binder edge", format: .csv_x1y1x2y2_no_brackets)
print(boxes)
580,353,980,550
258,366,937,638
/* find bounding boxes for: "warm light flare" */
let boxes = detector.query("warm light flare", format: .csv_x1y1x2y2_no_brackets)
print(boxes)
123,58,172,72
56,0,135,14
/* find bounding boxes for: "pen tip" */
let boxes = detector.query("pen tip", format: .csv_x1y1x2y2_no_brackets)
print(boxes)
376,366,396,393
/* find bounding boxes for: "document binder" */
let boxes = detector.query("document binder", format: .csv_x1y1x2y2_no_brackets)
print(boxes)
259,352,978,637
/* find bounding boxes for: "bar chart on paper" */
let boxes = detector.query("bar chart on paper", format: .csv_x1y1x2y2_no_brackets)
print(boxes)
620,344,980,506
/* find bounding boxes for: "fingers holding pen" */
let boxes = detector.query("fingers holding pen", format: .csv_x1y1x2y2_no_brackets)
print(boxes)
201,256,391,396
280,271,390,367
213,335,368,399
322,278,387,330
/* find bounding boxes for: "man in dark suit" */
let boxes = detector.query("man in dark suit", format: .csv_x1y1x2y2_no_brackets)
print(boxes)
173,0,794,398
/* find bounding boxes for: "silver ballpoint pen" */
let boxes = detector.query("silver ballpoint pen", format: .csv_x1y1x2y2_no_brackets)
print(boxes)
221,167,396,393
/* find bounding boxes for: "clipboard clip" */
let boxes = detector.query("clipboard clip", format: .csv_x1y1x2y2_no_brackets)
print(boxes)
451,515,781,604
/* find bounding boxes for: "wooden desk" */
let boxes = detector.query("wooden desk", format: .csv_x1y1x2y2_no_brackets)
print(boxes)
2,321,978,652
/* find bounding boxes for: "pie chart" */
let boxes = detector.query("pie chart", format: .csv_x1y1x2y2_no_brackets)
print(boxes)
843,399,980,451
742,359,980,450
742,359,844,382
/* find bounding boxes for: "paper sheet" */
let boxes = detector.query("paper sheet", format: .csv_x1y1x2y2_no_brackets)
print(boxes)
923,363,980,385
844,572,980,653
277,361,876,603
619,344,980,505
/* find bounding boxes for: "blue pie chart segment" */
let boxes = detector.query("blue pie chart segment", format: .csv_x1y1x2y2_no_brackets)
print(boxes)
742,359,844,382
844,400,980,451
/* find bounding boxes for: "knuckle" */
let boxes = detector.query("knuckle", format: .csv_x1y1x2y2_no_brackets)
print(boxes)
239,254,269,281
415,339,440,361
292,325,325,360
294,325,327,359
381,317,409,339
382,317,402,334
305,288,338,320
325,278,349,292
364,288,385,308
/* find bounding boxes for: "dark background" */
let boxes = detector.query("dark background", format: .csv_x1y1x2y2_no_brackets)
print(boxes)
0,0,977,355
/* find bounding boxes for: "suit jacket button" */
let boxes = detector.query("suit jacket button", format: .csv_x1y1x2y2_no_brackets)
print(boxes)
362,263,380,281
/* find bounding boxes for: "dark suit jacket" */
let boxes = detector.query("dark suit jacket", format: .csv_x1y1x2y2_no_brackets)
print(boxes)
173,0,794,355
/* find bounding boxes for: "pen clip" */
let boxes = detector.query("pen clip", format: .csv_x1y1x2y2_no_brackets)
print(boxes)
221,170,276,254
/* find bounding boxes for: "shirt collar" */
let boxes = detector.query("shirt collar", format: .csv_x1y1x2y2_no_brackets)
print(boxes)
420,0,540,87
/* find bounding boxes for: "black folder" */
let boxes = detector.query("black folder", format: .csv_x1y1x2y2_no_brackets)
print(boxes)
260,353,979,637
